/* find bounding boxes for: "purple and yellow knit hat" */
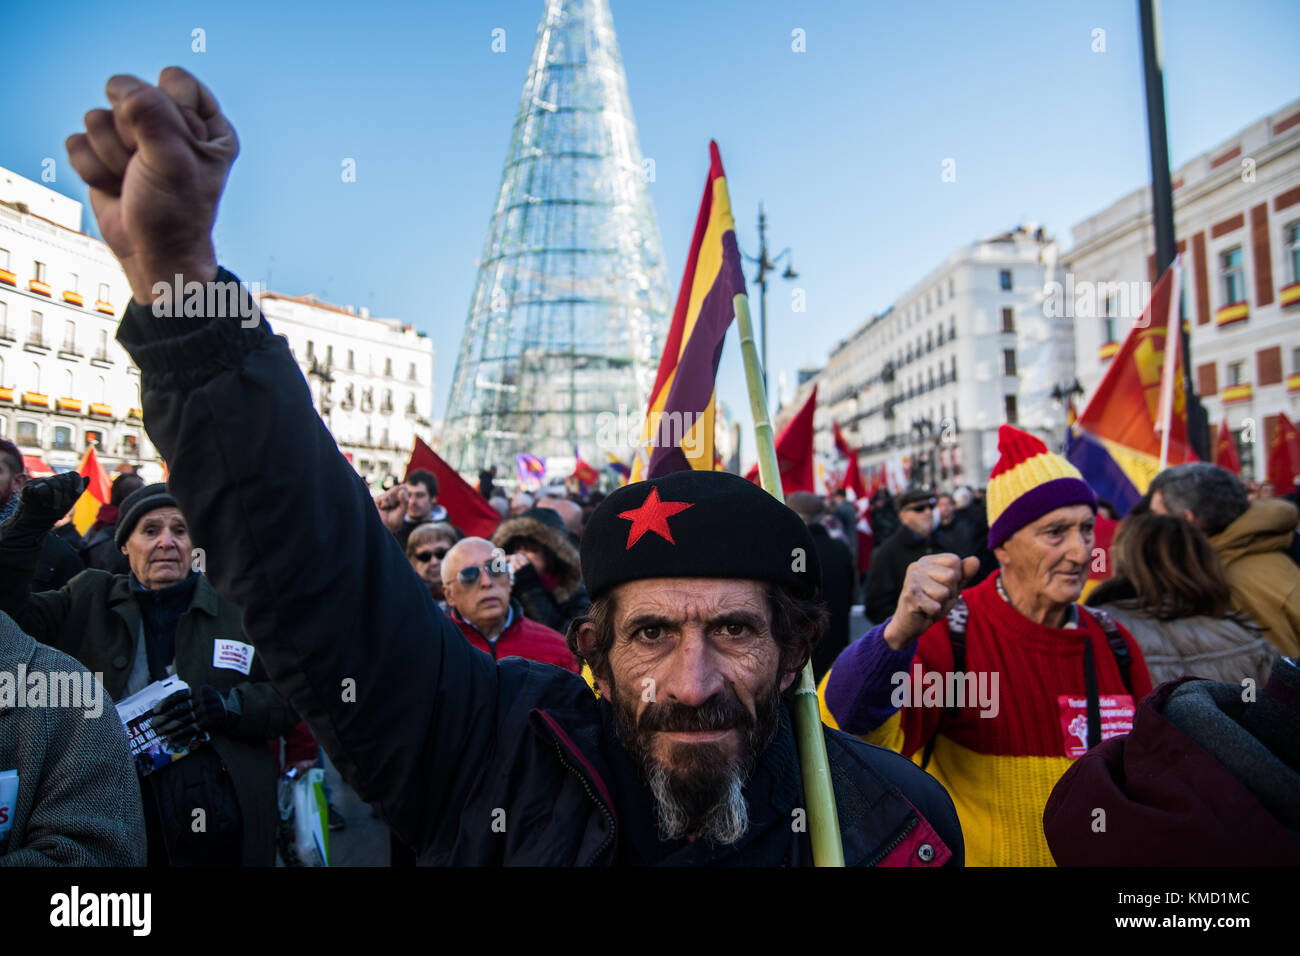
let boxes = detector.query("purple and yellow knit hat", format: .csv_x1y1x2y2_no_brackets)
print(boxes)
986,425,1097,549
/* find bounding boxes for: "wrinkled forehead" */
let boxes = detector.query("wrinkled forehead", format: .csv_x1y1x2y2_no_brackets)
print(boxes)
610,577,771,627
132,507,187,531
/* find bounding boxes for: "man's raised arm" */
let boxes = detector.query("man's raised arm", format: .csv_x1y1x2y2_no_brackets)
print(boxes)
66,66,500,853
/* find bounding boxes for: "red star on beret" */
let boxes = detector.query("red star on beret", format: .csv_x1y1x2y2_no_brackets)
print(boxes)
617,487,694,549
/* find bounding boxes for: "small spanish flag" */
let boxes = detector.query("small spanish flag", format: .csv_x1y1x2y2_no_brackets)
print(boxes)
72,444,113,535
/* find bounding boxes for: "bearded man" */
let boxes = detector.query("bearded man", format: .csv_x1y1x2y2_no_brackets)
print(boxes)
66,65,961,866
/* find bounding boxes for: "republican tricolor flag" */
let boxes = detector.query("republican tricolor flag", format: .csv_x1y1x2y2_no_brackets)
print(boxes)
631,141,747,480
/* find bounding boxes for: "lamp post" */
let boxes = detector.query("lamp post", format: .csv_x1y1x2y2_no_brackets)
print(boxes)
910,415,939,488
740,203,797,401
1050,378,1085,452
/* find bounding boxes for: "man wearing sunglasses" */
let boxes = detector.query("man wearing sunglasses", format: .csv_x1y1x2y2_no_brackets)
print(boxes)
863,487,942,624
440,538,579,673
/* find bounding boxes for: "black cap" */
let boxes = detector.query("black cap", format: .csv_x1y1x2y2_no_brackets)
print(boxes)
580,471,821,600
895,486,936,510
115,483,180,547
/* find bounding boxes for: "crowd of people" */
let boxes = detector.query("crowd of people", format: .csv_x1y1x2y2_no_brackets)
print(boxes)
2,65,1298,868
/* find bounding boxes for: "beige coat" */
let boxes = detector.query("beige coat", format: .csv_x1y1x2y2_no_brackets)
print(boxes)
1094,604,1278,687
1210,499,1300,658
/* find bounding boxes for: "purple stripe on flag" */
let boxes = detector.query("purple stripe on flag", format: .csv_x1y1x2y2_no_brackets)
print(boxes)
646,230,747,478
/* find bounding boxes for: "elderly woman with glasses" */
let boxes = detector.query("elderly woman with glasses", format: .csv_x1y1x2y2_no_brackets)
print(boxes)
406,523,460,603
438,538,578,672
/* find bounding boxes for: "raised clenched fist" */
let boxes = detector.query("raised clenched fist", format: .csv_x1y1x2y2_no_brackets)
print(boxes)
882,553,981,650
65,66,238,305
376,485,409,533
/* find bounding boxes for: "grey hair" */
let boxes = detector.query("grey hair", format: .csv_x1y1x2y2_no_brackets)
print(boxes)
646,762,748,845
1148,463,1249,537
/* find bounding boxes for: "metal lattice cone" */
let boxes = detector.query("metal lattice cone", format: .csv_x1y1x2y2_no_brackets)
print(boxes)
442,0,671,476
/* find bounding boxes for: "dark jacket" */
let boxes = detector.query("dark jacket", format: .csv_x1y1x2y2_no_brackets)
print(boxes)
0,610,146,865
1044,661,1300,866
81,523,130,575
0,558,298,866
863,526,940,624
33,532,86,593
112,268,964,866
808,523,855,681
491,511,590,635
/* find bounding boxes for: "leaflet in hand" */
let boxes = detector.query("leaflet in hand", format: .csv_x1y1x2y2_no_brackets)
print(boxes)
115,675,209,777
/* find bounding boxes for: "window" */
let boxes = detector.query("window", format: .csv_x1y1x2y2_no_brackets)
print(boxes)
926,331,933,352
122,434,139,456
1227,361,1245,386
52,426,72,451
33,261,46,283
1287,221,1300,282
948,277,955,298
408,362,417,382
0,248,9,271
0,301,7,337
1004,395,1018,424
936,286,943,306
16,421,38,445
85,429,103,449
97,329,109,360
1293,347,1300,373
1003,349,1017,376
29,311,43,346
1236,429,1255,480
348,349,355,370
1102,315,1116,344
999,269,1012,291
951,355,957,380
949,316,956,339
326,344,334,368
67,273,78,294
1220,247,1245,305
384,357,393,377
1001,307,1015,333
63,320,76,352
306,340,314,360
98,282,109,302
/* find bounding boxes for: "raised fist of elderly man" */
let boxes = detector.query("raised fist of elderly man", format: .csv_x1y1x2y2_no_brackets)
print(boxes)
65,66,238,305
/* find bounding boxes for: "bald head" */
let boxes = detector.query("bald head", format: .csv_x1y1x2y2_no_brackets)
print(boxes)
538,496,582,537
442,537,514,637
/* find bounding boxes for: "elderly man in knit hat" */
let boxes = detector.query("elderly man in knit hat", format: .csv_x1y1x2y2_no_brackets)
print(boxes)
820,425,1152,866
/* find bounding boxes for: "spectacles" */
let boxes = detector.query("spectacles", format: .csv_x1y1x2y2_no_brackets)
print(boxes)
415,546,450,562
903,503,934,513
455,550,511,585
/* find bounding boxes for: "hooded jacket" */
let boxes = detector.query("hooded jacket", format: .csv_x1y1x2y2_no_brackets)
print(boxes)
0,610,145,865
110,268,965,866
491,512,590,634
1209,498,1300,657
1044,660,1300,866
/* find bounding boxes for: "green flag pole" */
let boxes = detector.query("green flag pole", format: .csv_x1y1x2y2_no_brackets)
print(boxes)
733,291,845,867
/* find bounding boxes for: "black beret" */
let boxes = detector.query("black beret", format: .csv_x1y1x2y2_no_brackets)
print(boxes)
115,483,180,547
895,486,935,510
580,470,821,600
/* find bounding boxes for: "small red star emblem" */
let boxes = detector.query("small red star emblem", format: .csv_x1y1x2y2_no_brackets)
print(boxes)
617,487,694,549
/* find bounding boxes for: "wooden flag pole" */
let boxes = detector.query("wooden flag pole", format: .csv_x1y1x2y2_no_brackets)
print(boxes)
734,292,845,867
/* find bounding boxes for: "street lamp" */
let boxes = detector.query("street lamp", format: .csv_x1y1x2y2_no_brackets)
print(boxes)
740,202,797,402
1050,379,1085,452
910,415,939,488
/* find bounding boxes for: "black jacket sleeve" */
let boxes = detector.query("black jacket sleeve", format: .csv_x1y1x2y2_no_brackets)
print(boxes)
115,270,508,852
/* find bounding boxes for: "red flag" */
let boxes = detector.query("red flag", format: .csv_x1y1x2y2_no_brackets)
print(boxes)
854,497,874,578
744,386,817,494
1214,420,1241,475
78,445,112,504
404,438,501,539
1267,413,1300,495
831,420,867,498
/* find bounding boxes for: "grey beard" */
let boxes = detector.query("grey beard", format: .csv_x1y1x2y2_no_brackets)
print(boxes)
646,761,749,845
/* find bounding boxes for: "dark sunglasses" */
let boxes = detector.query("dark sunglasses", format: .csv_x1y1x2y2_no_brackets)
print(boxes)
415,547,450,562
903,502,935,513
456,561,511,585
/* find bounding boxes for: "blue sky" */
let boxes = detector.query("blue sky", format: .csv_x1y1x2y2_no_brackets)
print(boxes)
4,0,1298,466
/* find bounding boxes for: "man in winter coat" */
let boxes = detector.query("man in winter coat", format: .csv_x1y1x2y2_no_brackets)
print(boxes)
68,65,963,866
0,440,85,592
1044,657,1300,865
0,477,298,866
441,537,579,672
0,609,146,865
492,507,591,635
1149,463,1300,657
863,487,941,624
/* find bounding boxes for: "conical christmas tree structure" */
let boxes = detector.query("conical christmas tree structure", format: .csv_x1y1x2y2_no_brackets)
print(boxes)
441,0,671,476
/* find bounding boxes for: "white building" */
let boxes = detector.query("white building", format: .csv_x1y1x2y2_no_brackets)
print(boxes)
0,166,154,475
800,225,1073,490
256,292,435,484
1066,97,1300,479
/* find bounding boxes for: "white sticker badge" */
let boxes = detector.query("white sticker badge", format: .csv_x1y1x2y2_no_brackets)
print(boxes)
212,639,255,675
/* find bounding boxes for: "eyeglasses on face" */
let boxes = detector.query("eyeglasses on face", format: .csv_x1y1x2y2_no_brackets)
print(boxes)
415,546,450,563
455,551,511,585
903,502,935,513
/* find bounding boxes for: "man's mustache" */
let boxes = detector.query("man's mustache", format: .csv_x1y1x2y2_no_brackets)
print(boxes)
639,693,754,734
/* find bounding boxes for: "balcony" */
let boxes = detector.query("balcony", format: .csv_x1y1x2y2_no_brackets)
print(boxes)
91,350,114,368
1221,383,1253,404
62,290,84,307
0,387,13,403
21,391,51,408
1281,282,1300,309
89,402,113,417
29,279,51,296
127,407,143,420
0,269,15,286
95,299,115,316
57,397,82,413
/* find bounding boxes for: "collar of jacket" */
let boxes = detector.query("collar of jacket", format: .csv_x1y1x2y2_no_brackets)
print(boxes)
108,571,222,626
529,697,937,866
